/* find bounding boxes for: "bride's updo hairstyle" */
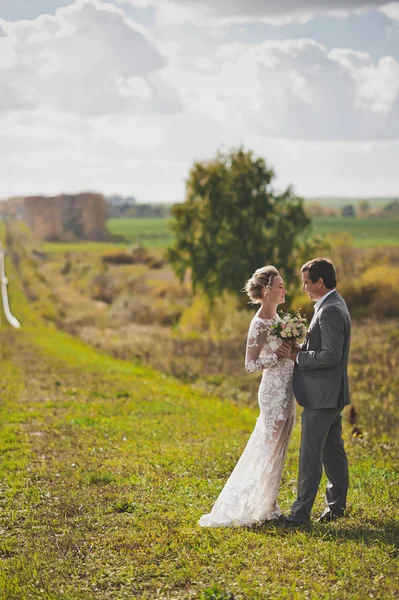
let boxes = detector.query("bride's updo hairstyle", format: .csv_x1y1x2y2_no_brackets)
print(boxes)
244,265,279,304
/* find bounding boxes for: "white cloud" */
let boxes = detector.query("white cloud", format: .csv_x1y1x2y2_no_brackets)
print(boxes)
1,107,399,200
380,2,399,20
162,39,399,141
259,139,399,197
333,50,399,114
1,34,399,202
0,0,181,116
1,0,398,200
120,0,388,25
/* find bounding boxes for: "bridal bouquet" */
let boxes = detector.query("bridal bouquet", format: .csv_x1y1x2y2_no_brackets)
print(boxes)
270,310,307,348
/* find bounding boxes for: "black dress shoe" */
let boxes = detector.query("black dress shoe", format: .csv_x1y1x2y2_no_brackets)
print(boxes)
281,516,310,528
273,514,287,522
317,509,345,523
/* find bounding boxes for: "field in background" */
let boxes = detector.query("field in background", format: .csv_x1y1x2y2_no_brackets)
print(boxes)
311,217,399,247
42,219,172,254
108,217,174,248
43,241,124,254
40,215,399,253
107,216,399,249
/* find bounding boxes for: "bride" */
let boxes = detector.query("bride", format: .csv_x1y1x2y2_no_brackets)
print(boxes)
199,265,296,527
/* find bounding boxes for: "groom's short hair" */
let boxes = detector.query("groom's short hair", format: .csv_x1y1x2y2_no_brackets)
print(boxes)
301,258,337,289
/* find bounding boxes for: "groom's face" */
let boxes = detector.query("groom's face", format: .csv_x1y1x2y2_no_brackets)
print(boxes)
301,270,323,302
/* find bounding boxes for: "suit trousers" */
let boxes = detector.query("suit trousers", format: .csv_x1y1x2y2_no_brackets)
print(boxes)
290,407,349,523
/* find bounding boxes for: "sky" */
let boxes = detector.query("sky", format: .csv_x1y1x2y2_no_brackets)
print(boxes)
1,0,399,202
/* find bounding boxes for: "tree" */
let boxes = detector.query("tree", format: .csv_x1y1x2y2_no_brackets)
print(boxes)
342,204,356,217
166,148,311,303
305,202,338,217
382,199,399,216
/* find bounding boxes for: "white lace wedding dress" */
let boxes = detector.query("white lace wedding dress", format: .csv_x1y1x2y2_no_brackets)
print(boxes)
199,314,295,527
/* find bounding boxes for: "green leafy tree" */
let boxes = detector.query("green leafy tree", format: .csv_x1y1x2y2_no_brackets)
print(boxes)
342,204,356,217
167,148,311,303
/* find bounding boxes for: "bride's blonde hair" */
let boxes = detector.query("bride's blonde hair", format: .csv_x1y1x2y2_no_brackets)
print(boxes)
244,265,279,304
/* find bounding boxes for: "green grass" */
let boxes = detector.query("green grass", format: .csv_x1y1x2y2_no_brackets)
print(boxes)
0,220,398,599
43,241,125,254
41,215,399,254
107,217,174,248
311,217,399,247
1,322,398,599
42,219,173,253
107,216,398,249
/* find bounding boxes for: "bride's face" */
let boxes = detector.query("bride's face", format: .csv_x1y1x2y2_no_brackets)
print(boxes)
267,275,287,305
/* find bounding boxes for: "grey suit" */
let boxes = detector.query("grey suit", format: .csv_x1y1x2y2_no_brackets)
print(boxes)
290,290,351,523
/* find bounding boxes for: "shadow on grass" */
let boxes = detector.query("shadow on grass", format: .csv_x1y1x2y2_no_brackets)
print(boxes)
249,517,399,552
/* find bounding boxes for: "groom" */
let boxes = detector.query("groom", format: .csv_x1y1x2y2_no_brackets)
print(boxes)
280,258,351,525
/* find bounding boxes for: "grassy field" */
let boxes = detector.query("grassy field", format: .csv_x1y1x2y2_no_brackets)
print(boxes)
43,219,173,253
1,303,398,600
42,241,124,254
41,215,399,253
1,221,399,599
107,216,397,249
311,217,399,247
108,217,174,248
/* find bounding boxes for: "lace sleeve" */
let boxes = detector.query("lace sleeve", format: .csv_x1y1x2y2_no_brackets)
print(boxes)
245,318,278,374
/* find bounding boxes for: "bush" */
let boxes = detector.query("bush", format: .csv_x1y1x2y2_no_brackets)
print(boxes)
6,221,59,323
109,292,185,326
102,252,136,265
340,265,399,318
290,291,313,321
102,246,165,268
89,272,124,304
178,292,249,338
359,265,399,317
179,295,212,333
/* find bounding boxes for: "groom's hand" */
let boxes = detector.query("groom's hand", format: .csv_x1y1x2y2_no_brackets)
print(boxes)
275,346,287,359
279,343,299,361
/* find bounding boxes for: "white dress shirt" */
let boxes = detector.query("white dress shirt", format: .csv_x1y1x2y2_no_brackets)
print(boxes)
295,288,336,364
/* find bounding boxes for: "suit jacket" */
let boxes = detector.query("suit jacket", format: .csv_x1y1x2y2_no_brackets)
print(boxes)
293,290,351,409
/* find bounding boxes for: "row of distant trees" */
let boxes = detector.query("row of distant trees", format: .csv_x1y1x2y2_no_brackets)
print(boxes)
306,199,399,218
106,195,170,218
106,196,398,220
